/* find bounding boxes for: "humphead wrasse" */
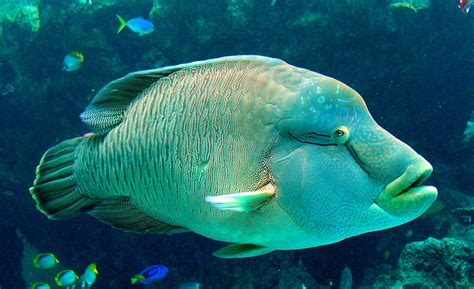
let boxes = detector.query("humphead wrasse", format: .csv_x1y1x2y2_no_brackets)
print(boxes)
30,56,437,258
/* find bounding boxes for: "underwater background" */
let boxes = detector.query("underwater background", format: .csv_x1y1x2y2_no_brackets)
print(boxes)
0,0,473,288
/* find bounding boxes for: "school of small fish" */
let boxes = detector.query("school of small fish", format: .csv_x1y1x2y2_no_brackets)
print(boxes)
30,253,98,289
61,14,154,73
29,253,199,288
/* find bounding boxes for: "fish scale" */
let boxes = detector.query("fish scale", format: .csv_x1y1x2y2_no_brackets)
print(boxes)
76,59,279,231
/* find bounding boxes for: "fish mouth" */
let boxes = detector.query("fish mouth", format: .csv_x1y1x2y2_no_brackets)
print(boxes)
375,160,438,216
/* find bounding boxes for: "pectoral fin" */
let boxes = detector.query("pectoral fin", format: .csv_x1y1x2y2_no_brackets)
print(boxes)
205,183,275,212
213,243,274,258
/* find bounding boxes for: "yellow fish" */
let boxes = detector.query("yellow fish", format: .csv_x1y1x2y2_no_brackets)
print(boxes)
33,253,59,269
63,51,85,72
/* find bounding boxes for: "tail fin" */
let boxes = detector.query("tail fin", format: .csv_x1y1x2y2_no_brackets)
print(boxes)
30,137,99,219
116,14,128,33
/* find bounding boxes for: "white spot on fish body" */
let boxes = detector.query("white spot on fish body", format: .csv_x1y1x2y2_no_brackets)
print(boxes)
317,86,321,94
317,95,325,104
336,84,340,94
325,104,332,110
300,95,305,105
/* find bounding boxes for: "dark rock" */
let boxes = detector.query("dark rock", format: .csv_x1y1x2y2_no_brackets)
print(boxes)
398,237,474,289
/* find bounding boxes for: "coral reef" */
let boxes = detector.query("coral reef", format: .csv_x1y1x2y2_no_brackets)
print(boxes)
399,237,473,288
227,0,254,28
229,253,321,289
448,193,474,249
462,111,474,144
389,0,431,12
0,0,40,37
372,237,474,289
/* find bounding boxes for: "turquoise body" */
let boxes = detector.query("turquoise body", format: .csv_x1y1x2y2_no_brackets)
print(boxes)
34,253,58,269
55,270,78,286
31,283,51,289
30,56,437,258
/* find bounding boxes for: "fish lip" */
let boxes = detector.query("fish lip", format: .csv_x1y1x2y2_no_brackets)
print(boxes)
372,158,438,216
375,160,434,206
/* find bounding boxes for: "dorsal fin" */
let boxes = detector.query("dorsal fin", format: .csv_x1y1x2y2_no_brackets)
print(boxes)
80,56,286,135
79,66,181,134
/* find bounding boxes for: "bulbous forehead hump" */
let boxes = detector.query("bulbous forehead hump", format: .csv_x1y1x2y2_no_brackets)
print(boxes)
299,76,368,112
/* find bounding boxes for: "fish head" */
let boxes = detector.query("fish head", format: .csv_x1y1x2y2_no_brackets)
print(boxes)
272,75,437,242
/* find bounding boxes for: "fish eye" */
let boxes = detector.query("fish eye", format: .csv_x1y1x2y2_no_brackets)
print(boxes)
334,126,350,144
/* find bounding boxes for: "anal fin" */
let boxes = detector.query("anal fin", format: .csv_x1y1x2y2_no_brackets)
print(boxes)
89,197,189,234
213,243,274,258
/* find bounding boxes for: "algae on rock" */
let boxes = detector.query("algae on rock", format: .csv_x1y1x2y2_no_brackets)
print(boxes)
398,237,473,288
0,0,40,38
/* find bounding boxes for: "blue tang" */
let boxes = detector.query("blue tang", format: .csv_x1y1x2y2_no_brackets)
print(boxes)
131,265,169,285
116,14,154,36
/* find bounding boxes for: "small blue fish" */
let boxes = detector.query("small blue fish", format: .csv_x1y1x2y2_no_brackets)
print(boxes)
116,14,155,36
179,281,202,289
63,51,85,72
78,263,98,288
33,253,59,269
31,283,51,289
55,270,79,287
131,264,169,285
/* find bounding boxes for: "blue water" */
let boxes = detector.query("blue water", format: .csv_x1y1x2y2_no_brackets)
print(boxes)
0,1,473,288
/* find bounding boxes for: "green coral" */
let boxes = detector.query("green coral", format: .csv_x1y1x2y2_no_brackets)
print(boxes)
389,0,431,12
227,0,254,27
0,1,41,33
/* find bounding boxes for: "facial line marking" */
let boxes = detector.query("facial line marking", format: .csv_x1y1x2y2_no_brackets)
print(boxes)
346,142,370,176
288,131,337,147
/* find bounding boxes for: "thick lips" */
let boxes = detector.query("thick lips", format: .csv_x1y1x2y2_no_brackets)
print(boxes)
375,161,438,216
